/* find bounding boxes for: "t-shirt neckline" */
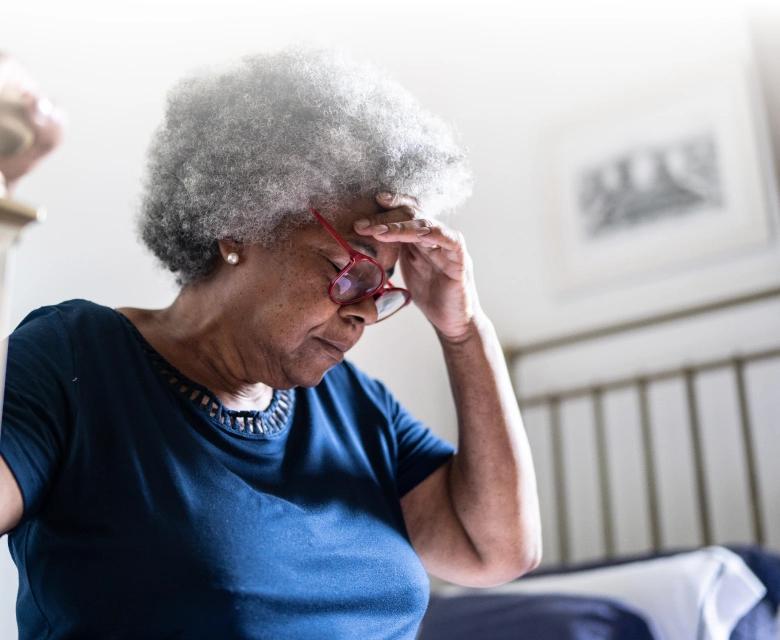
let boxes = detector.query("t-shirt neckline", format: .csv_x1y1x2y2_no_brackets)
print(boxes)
111,307,295,440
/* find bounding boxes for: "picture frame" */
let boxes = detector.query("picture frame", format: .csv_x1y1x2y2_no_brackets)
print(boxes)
544,57,778,295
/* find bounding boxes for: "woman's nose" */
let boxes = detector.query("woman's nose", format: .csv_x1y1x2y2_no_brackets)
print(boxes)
338,295,378,326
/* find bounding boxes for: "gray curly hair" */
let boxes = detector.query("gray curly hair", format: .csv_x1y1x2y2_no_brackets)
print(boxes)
137,47,473,285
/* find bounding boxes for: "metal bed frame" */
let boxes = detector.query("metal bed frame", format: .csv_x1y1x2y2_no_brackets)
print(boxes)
505,286,780,566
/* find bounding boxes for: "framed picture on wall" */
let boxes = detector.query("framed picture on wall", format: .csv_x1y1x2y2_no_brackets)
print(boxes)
544,57,777,294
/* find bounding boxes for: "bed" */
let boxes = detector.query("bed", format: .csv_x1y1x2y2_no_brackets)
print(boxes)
418,287,780,639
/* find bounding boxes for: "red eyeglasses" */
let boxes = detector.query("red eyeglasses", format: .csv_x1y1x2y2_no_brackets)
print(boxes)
310,207,412,322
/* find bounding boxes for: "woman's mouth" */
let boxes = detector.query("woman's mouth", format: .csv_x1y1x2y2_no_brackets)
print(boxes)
315,337,345,361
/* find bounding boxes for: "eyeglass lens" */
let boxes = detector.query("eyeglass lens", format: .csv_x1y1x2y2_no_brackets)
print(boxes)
375,289,407,320
331,259,384,302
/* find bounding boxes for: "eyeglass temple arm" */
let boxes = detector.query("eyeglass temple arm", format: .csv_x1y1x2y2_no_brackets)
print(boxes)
309,207,356,256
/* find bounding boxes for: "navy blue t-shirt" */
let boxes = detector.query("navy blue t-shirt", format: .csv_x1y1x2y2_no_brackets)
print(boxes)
0,299,455,639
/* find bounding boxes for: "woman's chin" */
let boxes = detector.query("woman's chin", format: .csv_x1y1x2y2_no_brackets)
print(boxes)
284,357,342,389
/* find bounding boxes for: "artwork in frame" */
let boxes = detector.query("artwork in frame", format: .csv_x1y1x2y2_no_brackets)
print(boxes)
544,57,777,295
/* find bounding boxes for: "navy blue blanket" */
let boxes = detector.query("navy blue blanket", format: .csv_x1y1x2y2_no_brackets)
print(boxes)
419,592,654,640
726,546,780,640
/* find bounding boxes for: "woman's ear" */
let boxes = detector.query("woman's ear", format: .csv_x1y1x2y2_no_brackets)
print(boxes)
217,238,243,263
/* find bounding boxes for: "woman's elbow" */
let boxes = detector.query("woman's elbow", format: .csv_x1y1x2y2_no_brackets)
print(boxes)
471,543,543,588
493,524,543,581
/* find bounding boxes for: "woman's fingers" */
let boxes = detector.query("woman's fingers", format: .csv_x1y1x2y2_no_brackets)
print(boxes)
358,191,468,278
376,191,420,210
369,218,431,235
406,240,465,280
353,217,461,252
0,56,65,188
353,211,466,280
401,244,432,276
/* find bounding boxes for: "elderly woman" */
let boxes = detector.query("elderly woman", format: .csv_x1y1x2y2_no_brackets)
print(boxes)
0,49,541,639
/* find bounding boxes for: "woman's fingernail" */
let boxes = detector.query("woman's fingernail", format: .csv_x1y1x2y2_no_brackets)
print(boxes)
30,97,54,126
373,224,389,234
416,228,432,236
36,97,54,117
354,219,371,230
377,192,394,202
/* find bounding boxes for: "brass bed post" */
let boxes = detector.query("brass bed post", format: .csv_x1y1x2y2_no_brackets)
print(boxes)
683,370,713,547
637,379,662,553
733,357,765,546
591,388,615,558
549,397,570,565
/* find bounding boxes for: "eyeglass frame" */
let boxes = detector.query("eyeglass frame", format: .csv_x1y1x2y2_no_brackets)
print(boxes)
309,207,412,320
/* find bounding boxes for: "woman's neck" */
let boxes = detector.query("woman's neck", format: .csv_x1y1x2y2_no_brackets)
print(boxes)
118,287,274,412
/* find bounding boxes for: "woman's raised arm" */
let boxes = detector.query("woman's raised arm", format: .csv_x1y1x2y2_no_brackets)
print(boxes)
0,456,23,535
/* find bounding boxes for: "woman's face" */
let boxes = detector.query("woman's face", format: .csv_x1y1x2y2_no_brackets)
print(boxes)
215,196,402,389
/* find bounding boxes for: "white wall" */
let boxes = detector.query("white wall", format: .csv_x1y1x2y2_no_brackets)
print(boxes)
2,0,779,636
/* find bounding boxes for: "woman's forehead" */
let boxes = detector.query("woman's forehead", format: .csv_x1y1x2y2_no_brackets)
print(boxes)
304,205,400,275
320,194,415,221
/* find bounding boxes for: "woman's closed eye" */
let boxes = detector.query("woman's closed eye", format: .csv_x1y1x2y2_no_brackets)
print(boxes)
323,255,344,273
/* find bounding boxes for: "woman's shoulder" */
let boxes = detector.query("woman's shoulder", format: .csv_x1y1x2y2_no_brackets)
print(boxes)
6,300,109,388
8,300,151,387
14,298,117,331
11,299,131,351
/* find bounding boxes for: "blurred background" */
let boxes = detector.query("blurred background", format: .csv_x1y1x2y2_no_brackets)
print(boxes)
2,0,780,636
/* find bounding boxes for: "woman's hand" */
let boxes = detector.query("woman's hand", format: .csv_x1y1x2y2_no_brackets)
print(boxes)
353,192,481,342
0,54,64,197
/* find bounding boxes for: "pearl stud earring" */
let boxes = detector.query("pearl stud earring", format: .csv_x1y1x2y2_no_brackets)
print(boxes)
226,252,240,265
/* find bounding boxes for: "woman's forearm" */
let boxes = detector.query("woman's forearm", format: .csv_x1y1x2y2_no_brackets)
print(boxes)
440,309,542,579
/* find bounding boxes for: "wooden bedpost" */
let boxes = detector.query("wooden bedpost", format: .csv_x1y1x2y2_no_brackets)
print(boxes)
0,192,44,417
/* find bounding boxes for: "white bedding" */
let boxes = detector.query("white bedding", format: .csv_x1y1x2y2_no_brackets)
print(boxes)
435,546,766,640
